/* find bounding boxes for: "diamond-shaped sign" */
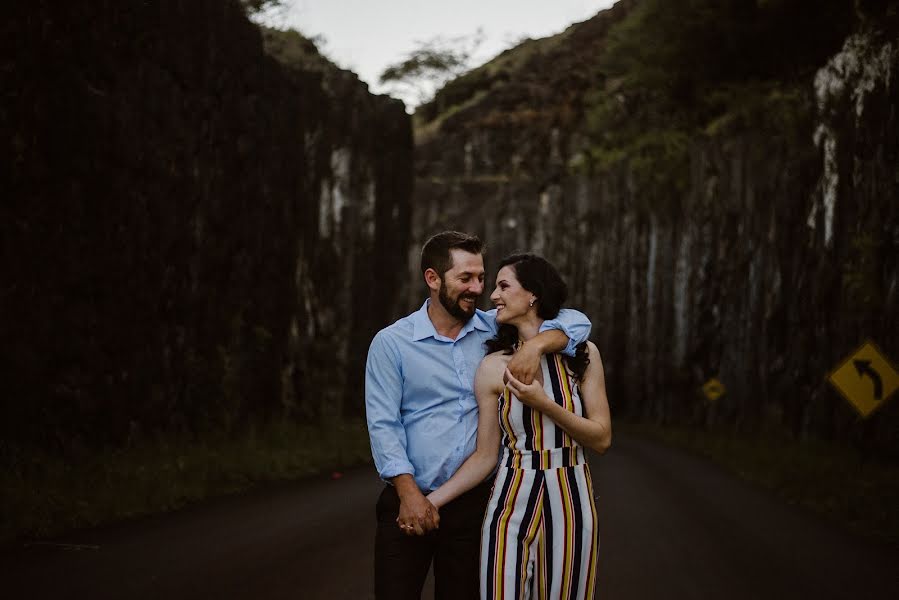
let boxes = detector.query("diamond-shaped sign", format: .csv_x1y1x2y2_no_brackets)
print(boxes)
702,378,726,402
828,340,899,418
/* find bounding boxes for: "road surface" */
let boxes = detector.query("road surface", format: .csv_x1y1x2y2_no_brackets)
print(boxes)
3,435,896,599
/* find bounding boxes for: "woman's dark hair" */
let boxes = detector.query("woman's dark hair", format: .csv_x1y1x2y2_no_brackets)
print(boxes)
485,253,589,380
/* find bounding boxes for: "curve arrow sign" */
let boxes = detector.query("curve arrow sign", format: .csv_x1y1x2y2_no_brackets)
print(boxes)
853,359,883,400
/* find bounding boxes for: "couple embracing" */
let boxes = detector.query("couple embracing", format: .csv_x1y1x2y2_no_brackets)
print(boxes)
365,231,612,599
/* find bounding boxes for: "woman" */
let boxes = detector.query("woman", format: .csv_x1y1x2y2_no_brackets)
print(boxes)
427,253,612,599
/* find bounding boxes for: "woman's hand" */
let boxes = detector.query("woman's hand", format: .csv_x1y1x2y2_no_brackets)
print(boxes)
504,368,551,411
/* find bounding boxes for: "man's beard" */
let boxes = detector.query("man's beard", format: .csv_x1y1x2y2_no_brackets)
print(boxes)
439,281,478,322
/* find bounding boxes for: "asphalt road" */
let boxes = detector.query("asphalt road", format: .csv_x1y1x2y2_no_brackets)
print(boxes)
3,435,897,599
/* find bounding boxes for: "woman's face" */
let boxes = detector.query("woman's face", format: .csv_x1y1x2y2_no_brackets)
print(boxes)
490,265,535,324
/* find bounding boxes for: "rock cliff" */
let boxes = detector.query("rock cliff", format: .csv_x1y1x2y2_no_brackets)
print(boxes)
1,0,412,449
411,0,898,450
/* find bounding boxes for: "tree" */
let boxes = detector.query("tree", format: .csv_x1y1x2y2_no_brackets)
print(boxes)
240,0,288,14
379,30,484,108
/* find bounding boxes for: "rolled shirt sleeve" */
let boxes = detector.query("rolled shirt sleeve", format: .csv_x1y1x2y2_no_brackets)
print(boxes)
538,308,591,356
364,331,415,481
481,307,592,357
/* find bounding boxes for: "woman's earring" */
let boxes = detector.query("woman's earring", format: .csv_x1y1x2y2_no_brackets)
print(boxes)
529,298,535,307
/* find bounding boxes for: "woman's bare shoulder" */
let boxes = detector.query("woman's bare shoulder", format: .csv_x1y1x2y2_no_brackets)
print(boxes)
476,351,509,395
482,350,512,367
583,341,606,380
478,351,512,379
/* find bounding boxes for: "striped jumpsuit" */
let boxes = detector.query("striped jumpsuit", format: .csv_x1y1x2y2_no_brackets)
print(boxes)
480,354,598,600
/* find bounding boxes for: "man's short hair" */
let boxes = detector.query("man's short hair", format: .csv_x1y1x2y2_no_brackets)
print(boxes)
420,231,485,277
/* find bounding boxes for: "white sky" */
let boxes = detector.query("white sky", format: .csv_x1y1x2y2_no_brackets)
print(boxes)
259,0,616,108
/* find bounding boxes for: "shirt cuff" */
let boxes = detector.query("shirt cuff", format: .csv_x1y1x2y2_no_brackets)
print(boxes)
560,336,580,357
537,322,581,357
378,460,415,482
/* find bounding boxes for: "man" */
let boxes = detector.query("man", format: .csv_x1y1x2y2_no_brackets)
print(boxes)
365,231,591,599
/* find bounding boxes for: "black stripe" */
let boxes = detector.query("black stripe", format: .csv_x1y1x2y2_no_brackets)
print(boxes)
499,392,510,449
567,467,584,599
485,468,514,600
543,478,555,593
522,404,535,451
546,355,565,448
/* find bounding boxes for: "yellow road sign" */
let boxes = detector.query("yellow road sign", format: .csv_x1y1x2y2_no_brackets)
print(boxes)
702,378,726,402
828,340,899,418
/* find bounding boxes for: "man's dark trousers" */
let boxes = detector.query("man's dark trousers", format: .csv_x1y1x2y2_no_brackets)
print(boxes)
374,479,492,599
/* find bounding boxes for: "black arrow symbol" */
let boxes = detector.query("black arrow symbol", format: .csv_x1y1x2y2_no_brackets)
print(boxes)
853,360,883,400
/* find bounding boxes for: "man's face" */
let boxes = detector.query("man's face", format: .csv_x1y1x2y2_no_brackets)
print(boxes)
438,250,485,322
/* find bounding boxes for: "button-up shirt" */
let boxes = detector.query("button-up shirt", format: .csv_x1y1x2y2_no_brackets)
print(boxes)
364,299,590,492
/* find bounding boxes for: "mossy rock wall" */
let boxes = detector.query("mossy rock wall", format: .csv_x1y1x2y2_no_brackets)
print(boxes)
410,4,898,453
1,0,412,451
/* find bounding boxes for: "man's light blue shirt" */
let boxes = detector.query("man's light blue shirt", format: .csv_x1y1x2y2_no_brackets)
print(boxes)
364,300,591,492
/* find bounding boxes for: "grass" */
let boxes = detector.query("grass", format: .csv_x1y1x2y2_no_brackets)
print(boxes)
620,422,899,548
0,420,373,544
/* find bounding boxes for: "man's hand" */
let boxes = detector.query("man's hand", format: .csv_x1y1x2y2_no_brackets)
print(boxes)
505,368,551,412
506,339,542,384
507,330,571,384
393,474,440,536
396,494,440,536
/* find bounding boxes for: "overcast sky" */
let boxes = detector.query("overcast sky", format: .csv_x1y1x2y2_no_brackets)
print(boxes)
259,0,616,108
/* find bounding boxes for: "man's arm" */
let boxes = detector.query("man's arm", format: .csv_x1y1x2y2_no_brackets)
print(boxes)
539,308,591,356
500,308,592,384
364,332,438,535
480,307,591,358
506,330,567,385
365,332,414,480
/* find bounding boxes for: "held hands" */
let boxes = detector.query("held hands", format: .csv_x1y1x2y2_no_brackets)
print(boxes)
396,491,440,536
504,368,551,411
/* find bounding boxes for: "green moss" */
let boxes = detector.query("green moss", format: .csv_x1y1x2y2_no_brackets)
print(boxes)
580,0,849,209
702,84,810,140
417,25,573,125
583,125,690,208
414,90,490,142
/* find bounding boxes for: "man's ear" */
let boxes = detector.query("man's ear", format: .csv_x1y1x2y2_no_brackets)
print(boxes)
424,268,441,292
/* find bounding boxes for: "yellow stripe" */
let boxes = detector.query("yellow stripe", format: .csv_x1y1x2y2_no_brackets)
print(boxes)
536,516,547,600
531,401,542,453
501,387,517,451
516,487,544,596
556,468,576,598
494,468,525,598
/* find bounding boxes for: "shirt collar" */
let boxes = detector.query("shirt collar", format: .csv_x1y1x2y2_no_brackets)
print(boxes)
411,299,490,342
